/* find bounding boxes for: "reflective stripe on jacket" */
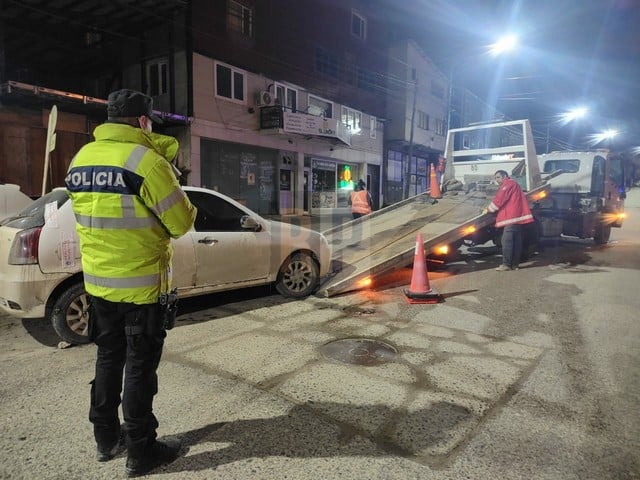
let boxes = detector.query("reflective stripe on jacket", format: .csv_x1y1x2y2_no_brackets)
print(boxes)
488,177,534,228
65,123,197,304
350,190,372,215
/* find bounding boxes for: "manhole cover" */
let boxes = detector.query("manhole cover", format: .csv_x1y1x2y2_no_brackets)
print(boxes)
320,338,397,366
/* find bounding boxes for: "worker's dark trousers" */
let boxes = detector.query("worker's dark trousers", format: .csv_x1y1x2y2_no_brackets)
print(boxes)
501,224,523,268
88,297,165,460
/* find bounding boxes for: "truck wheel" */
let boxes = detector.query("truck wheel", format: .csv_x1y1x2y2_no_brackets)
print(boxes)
275,252,319,298
593,225,611,245
51,282,91,345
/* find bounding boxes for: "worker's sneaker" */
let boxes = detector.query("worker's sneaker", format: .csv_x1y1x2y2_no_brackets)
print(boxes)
125,438,182,478
495,264,511,271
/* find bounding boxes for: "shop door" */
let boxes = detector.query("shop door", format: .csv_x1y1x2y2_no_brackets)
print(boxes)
279,168,293,214
366,164,381,210
303,168,310,214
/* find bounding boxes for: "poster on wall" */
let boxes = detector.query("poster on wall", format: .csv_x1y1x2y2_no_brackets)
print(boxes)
280,169,291,191
259,160,274,201
240,152,257,180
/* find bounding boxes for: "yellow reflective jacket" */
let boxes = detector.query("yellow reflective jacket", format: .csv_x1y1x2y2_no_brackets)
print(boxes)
65,123,197,304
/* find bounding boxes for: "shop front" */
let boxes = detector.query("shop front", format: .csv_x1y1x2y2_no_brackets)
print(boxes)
310,157,361,211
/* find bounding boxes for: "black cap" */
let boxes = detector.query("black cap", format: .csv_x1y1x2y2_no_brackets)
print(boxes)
107,89,162,123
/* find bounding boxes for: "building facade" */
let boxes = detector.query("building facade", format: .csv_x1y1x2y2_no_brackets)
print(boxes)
0,0,460,211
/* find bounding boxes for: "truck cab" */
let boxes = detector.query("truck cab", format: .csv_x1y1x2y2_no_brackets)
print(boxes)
536,150,625,244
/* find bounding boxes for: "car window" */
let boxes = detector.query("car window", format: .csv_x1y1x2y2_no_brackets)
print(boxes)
1,189,69,229
186,190,249,232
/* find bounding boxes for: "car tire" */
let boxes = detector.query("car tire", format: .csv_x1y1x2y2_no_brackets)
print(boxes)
593,224,611,245
275,252,319,298
51,281,91,345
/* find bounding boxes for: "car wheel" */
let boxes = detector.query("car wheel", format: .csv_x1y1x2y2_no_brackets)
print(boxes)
593,224,611,245
275,252,319,298
51,281,91,345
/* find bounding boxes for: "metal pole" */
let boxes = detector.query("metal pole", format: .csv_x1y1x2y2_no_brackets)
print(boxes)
446,65,454,133
545,124,550,153
404,77,418,200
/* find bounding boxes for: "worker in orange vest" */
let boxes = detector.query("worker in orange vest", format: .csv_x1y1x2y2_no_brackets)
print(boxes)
349,179,373,219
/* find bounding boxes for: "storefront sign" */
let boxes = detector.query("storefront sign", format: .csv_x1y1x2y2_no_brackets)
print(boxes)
259,106,284,129
312,159,335,171
283,112,351,146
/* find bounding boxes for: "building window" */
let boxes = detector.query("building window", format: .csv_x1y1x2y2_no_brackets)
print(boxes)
146,59,168,96
418,111,429,130
215,62,246,103
275,83,298,112
431,81,445,99
341,106,362,133
435,119,445,136
351,10,366,40
228,1,253,37
308,95,333,118
370,116,376,139
315,47,338,78
387,150,404,182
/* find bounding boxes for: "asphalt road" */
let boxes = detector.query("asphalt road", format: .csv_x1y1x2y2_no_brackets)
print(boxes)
1,191,639,479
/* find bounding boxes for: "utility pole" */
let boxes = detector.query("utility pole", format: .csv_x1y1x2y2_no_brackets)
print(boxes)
404,77,418,200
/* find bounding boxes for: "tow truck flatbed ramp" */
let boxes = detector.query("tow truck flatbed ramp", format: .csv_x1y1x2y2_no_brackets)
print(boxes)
317,119,546,298
318,189,495,297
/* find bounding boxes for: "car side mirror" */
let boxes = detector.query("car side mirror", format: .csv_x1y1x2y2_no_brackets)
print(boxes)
240,215,261,231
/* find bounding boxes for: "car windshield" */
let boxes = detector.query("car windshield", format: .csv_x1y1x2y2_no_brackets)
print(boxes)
1,189,69,229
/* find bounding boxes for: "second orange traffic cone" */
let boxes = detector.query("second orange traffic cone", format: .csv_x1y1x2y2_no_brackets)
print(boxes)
403,232,444,304
429,163,442,199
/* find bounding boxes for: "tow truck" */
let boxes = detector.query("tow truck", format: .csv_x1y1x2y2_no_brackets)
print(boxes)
318,119,549,297
535,150,626,244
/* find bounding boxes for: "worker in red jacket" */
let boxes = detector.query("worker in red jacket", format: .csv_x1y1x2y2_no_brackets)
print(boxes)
483,170,534,271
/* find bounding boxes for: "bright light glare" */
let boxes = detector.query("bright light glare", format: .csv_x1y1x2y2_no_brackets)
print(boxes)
560,107,588,122
434,245,449,255
588,129,619,146
357,277,372,288
489,34,518,55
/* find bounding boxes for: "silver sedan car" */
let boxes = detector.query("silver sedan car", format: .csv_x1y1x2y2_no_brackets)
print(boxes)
0,186,331,344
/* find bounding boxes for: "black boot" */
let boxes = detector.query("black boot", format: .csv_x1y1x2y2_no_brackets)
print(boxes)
125,438,182,477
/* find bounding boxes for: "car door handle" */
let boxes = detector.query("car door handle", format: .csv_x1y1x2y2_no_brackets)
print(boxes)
198,237,218,245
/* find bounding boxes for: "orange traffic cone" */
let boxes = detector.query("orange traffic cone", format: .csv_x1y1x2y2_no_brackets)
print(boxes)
404,232,444,304
429,164,442,199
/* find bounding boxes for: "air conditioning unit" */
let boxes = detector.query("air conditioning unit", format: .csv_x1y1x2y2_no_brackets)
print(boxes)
255,90,275,107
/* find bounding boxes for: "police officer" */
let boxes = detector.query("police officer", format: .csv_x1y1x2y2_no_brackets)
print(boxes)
66,89,196,477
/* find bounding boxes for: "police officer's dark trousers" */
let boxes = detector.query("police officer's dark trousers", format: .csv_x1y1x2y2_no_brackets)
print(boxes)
89,297,166,460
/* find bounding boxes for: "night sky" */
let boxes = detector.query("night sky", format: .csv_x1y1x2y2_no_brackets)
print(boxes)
396,0,640,151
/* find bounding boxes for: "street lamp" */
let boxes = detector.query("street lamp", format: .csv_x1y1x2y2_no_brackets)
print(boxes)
545,107,589,153
446,34,519,133
588,129,619,148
